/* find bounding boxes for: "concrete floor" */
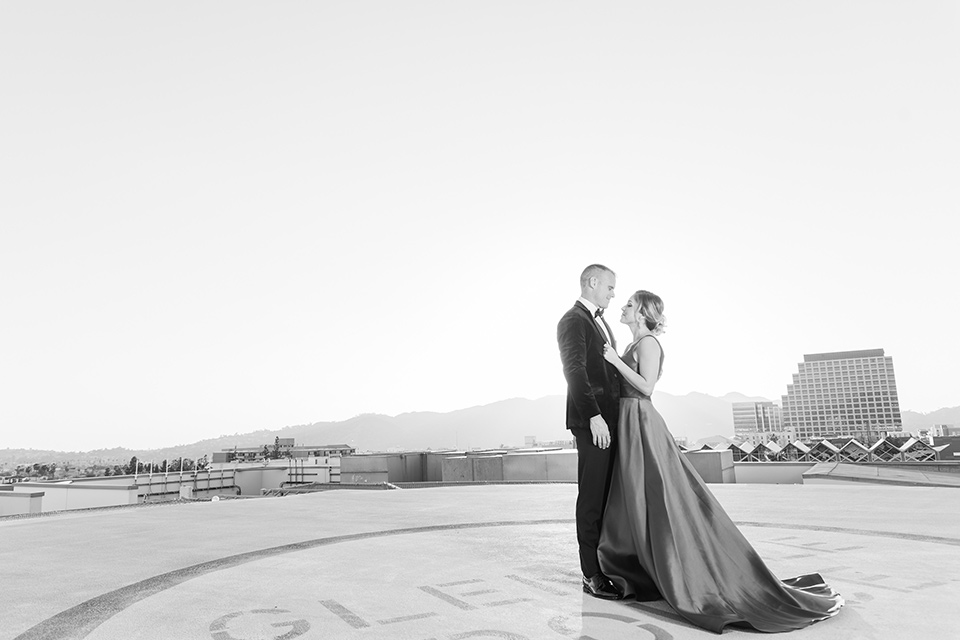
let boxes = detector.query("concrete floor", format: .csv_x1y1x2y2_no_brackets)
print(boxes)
3,483,958,640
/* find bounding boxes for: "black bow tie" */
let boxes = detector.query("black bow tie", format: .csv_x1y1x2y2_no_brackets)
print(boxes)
594,308,604,318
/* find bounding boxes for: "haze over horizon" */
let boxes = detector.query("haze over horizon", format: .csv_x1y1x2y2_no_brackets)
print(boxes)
2,2,957,452
5,389,765,454
2,388,953,457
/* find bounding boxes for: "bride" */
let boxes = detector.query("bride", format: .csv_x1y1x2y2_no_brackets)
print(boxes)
598,289,843,633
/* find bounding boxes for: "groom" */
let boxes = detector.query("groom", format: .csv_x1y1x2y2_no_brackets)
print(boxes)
557,263,623,600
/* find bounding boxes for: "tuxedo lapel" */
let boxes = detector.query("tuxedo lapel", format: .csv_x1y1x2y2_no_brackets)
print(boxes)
575,301,613,347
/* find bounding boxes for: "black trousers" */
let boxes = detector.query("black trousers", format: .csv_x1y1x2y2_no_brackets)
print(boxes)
573,425,618,578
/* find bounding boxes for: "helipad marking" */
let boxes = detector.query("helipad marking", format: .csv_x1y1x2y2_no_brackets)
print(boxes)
13,518,959,640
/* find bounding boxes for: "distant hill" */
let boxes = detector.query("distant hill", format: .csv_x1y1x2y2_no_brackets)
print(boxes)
4,396,957,467
0,391,754,466
901,406,960,430
720,392,775,404
270,391,759,451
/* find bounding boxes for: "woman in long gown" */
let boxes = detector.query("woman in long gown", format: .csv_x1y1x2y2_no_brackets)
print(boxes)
597,290,843,634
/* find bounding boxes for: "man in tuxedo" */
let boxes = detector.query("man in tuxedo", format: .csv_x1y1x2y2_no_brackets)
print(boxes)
557,263,623,600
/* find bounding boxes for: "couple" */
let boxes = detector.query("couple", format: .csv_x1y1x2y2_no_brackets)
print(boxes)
557,264,843,634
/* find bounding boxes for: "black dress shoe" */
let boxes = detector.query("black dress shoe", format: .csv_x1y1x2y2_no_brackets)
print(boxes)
582,573,624,600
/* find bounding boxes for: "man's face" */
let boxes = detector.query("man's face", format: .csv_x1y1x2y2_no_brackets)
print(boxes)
593,271,616,309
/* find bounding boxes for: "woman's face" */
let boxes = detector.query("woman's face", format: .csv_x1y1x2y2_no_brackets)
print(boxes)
620,296,642,326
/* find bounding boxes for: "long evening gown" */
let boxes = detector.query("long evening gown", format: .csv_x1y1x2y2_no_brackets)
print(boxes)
598,336,843,634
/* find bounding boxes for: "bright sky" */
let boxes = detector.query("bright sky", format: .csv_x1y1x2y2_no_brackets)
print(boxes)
2,2,957,452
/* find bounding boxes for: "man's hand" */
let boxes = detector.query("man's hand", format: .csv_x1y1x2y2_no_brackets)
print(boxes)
589,414,611,449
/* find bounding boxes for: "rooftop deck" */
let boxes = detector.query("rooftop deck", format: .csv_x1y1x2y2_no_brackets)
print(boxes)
4,482,958,639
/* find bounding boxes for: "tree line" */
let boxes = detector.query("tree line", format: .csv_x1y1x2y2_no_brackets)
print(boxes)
3,456,213,481
120,455,210,474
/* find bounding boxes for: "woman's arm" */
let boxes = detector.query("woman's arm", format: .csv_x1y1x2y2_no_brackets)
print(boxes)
603,338,661,396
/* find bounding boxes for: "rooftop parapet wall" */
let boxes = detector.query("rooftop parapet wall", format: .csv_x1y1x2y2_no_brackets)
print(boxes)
438,449,733,484
503,450,577,482
0,464,339,514
0,490,44,516
802,462,960,488
12,482,136,512
733,462,816,484
856,461,960,475
342,452,459,484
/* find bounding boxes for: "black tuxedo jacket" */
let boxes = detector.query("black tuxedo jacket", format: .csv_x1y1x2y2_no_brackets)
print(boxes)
557,301,620,431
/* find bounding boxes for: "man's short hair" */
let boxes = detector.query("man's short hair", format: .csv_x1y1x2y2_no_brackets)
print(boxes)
580,264,615,288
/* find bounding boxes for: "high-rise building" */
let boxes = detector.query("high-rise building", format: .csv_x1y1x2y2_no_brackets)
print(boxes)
732,401,783,444
781,349,902,444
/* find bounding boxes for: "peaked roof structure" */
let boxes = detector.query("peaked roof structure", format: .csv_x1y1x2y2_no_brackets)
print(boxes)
687,437,946,464
807,440,842,462
838,439,870,463
868,439,902,461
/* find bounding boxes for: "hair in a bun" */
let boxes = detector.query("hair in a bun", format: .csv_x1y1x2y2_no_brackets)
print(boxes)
633,290,666,335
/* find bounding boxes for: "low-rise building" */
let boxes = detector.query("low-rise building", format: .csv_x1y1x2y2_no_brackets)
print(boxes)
212,439,355,464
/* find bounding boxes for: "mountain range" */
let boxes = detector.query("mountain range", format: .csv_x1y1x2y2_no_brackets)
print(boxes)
2,393,957,467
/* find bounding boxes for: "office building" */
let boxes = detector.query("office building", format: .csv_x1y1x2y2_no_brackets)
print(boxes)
732,401,785,445
781,349,902,444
